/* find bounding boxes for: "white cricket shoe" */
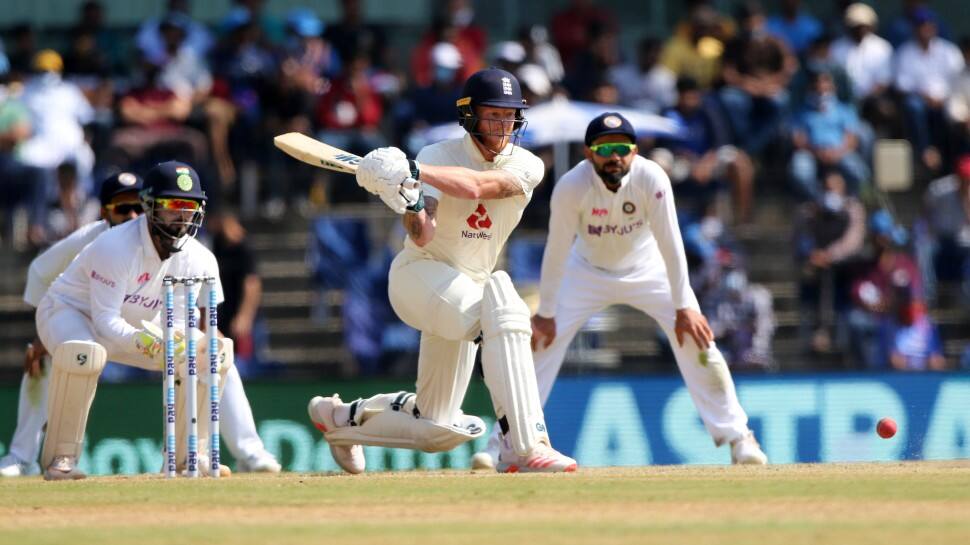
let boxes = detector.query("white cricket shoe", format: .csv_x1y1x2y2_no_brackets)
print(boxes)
236,450,282,473
496,441,577,473
0,453,41,477
43,455,86,481
308,395,365,474
731,431,768,465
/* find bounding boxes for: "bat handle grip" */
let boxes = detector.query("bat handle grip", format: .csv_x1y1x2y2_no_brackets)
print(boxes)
402,178,421,190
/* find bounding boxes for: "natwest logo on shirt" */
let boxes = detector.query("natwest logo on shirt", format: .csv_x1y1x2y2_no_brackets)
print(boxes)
466,203,492,230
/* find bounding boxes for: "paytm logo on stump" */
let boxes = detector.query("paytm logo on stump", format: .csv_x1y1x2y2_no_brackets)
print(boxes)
543,374,970,465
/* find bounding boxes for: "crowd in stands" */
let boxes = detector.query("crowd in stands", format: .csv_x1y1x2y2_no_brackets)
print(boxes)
2,0,969,375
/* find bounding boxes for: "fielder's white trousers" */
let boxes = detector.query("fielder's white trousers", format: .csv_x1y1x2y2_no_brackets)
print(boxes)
7,297,267,464
484,254,752,454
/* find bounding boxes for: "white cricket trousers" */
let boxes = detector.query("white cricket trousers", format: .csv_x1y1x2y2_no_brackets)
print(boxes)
485,254,751,453
8,297,266,464
384,249,484,425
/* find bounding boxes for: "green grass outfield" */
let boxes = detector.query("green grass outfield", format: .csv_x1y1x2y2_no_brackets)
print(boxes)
2,462,969,545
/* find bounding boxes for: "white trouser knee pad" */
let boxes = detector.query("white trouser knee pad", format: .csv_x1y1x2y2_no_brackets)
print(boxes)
41,341,107,467
480,271,549,456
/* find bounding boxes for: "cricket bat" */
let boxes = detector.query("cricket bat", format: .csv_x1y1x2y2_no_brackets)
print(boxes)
273,132,362,174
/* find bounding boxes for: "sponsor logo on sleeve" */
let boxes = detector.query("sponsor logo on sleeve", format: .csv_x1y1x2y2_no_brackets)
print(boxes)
90,270,116,288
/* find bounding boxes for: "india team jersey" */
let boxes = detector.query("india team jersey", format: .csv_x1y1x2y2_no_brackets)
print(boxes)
406,134,544,283
536,155,697,316
43,215,223,355
23,219,108,307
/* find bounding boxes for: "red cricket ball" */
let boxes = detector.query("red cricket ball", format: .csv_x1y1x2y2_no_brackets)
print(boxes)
877,417,897,439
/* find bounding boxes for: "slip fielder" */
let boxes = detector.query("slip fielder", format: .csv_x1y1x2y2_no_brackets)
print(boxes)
472,113,768,468
308,68,576,473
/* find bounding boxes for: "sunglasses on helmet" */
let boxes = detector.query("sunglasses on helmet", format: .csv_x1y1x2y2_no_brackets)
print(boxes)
154,197,202,211
589,142,637,158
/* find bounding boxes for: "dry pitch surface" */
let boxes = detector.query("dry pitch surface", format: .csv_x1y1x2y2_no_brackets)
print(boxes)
2,462,969,545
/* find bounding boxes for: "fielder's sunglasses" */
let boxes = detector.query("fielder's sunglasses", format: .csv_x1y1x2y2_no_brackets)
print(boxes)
104,202,144,215
590,142,637,157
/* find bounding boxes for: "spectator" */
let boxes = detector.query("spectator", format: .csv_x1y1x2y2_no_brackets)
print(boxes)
829,4,896,137
886,0,952,48
793,170,866,356
765,0,823,55
609,37,677,114
789,67,869,200
229,0,285,45
945,38,970,156
399,42,464,139
660,5,725,89
18,50,96,241
849,209,930,369
877,287,946,371
109,55,208,175
894,8,964,173
517,25,564,84
790,34,853,107
61,26,115,156
324,0,390,68
410,16,483,88
563,24,622,100
719,1,797,157
0,79,49,246
923,155,970,284
136,0,213,67
207,210,267,375
699,253,776,371
488,41,527,74
551,0,616,71
441,0,487,59
661,76,754,223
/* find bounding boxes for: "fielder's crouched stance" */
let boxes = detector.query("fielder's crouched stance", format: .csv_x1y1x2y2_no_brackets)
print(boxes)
36,162,232,480
308,68,576,474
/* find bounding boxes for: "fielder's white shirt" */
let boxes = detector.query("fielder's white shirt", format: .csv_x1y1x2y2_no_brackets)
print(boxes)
23,220,108,307
407,134,544,283
536,155,698,317
42,215,223,355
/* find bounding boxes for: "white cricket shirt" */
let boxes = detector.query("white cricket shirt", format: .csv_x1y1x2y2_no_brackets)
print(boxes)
42,215,224,355
536,156,698,317
406,134,544,283
23,220,108,307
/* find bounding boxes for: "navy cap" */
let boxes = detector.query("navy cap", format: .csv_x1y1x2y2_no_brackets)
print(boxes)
98,171,143,205
585,112,636,146
459,68,529,110
141,161,206,202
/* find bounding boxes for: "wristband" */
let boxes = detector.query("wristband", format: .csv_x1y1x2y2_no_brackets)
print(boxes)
408,159,420,180
405,189,425,213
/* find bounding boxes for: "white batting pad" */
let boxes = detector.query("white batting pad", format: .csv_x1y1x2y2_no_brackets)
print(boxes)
480,271,549,456
41,341,107,468
325,407,485,453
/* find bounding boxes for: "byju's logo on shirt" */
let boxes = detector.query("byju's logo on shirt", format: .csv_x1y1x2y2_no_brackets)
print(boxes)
463,203,493,240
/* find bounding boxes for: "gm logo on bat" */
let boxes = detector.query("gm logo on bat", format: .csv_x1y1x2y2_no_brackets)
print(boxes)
322,153,361,170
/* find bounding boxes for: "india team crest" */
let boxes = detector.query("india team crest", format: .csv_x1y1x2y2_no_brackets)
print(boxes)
118,172,137,186
603,115,622,128
177,174,193,191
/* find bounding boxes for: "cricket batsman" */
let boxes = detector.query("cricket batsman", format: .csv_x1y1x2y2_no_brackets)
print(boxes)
0,172,280,477
472,113,768,468
32,162,232,480
308,68,577,474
